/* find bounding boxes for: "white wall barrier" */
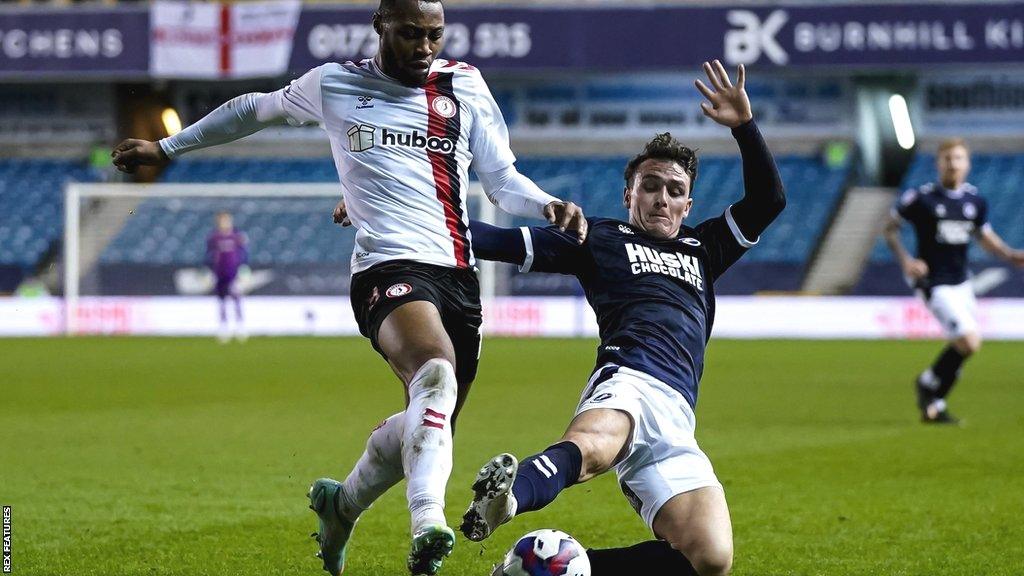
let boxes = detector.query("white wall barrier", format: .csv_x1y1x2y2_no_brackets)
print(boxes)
2,296,1024,339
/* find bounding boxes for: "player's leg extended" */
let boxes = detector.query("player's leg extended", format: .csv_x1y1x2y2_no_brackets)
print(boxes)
377,301,460,574
230,280,246,340
917,283,980,422
215,283,230,343
608,487,732,576
461,407,631,541
309,413,405,575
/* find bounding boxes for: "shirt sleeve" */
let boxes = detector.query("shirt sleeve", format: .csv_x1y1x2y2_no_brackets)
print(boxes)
974,196,991,235
468,70,517,174
158,67,326,159
476,164,559,219
520,225,585,275
259,65,325,127
893,188,919,221
694,206,755,280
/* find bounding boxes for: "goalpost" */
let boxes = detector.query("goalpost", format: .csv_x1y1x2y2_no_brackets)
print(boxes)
63,182,497,335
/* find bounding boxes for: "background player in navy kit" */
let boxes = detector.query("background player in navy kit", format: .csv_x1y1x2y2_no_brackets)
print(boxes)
206,212,248,343
460,61,785,576
884,139,1024,424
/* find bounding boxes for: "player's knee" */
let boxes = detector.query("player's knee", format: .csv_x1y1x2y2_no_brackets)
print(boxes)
559,433,609,480
667,537,732,576
692,542,733,576
955,333,981,356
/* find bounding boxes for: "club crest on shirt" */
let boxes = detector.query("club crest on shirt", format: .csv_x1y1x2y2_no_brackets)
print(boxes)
431,96,458,119
935,204,947,218
963,202,977,219
386,283,413,298
680,237,702,246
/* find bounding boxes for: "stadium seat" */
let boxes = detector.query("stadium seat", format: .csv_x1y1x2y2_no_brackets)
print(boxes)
0,159,100,269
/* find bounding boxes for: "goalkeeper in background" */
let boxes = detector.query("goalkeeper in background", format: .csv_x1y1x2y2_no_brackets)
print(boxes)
207,211,248,343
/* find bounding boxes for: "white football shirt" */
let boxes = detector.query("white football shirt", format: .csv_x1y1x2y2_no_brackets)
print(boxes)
264,58,517,273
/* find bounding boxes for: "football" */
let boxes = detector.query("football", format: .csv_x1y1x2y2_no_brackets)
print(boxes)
494,529,591,576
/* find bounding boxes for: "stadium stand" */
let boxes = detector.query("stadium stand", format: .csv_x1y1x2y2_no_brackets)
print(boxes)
96,153,849,295
0,159,99,290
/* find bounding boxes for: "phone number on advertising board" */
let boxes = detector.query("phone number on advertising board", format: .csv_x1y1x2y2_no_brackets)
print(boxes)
307,22,532,61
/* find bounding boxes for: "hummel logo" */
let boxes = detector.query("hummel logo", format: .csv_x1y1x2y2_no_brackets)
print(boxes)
356,95,374,109
618,224,634,235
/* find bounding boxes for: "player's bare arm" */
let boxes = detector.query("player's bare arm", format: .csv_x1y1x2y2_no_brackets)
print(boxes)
978,226,1024,267
883,215,929,280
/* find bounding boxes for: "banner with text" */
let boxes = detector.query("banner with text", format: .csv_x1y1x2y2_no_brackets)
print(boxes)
0,8,148,76
290,3,1024,73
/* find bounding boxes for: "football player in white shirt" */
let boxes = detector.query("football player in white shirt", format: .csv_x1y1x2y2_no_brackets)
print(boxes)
111,1,586,574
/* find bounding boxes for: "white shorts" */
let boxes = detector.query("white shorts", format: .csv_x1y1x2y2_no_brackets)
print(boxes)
918,280,978,339
575,364,722,531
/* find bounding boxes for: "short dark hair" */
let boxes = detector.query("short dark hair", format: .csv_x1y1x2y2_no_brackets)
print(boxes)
624,132,698,193
377,0,442,20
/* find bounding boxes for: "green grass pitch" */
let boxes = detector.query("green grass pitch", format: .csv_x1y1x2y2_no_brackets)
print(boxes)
2,337,1023,575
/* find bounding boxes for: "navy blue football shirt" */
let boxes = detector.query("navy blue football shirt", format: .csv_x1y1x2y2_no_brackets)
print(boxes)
895,182,990,288
473,211,755,409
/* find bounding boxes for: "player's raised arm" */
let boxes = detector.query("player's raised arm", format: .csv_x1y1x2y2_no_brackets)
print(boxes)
695,60,786,240
112,67,325,174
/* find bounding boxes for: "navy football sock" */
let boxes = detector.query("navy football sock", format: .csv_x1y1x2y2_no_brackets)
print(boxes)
511,441,583,514
932,345,967,399
588,540,698,576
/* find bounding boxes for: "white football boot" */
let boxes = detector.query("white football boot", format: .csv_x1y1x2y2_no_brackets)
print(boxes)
460,453,518,542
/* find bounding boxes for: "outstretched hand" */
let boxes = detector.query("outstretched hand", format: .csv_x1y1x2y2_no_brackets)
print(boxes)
695,60,753,129
111,139,169,174
544,200,588,244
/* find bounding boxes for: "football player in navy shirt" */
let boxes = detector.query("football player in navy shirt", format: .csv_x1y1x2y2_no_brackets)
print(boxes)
884,139,1024,424
460,61,785,576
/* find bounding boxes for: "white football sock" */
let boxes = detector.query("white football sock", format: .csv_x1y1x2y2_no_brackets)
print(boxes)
402,359,458,535
338,412,406,522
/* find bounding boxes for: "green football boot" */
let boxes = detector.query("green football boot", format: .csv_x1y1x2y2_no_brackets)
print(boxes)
308,478,357,575
407,525,455,576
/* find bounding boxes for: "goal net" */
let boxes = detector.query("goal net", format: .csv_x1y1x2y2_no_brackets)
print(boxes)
63,182,499,336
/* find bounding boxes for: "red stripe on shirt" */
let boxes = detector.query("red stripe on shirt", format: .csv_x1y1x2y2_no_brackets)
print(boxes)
424,73,469,268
